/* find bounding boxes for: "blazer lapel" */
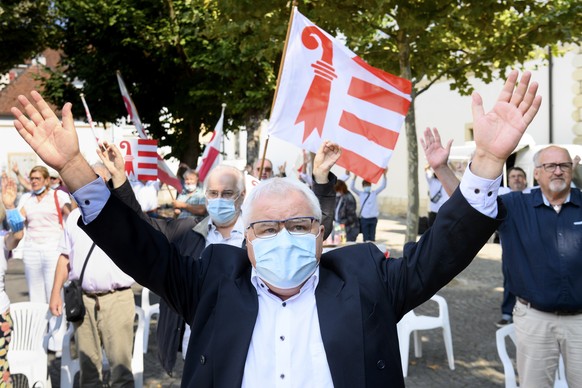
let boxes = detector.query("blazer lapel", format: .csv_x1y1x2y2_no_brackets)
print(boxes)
212,270,258,387
316,266,366,388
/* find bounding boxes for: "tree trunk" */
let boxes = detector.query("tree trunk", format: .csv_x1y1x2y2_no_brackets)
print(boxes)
404,96,419,243
245,116,263,167
180,120,201,169
398,33,419,243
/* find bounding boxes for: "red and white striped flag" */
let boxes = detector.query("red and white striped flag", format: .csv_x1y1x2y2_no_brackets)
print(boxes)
267,8,412,183
117,138,158,181
196,104,226,182
116,71,148,139
116,71,183,192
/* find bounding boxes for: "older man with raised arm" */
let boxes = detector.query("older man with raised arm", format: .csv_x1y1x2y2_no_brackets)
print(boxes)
95,139,339,375
422,135,582,385
12,70,540,387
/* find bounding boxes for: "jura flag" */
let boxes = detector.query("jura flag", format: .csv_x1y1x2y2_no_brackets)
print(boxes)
268,8,412,183
117,138,158,181
116,71,183,192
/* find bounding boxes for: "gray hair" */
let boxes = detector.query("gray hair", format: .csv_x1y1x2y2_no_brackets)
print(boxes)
533,145,571,166
241,177,322,227
203,165,244,193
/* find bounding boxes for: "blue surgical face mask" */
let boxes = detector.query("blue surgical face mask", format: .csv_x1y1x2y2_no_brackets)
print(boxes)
207,198,237,225
250,230,319,289
33,186,46,195
363,186,371,193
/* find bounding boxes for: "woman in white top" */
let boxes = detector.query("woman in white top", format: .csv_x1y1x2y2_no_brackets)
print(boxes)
0,173,25,385
17,166,71,303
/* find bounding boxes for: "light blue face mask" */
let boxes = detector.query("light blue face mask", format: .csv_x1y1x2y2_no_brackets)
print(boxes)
33,186,46,195
184,184,197,193
363,186,371,193
207,198,237,225
250,230,319,289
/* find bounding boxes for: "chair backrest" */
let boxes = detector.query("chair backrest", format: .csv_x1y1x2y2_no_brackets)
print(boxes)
496,323,568,388
10,302,51,352
496,323,518,388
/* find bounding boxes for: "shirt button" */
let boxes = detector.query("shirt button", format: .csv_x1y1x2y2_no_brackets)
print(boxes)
280,335,285,341
84,199,90,205
280,374,285,379
200,355,206,365
282,302,287,307
487,191,492,197
376,359,386,370
474,189,480,194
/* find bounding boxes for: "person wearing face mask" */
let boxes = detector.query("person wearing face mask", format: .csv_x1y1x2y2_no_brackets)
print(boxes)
15,165,71,354
349,168,387,242
16,166,72,303
96,141,338,374
173,169,207,222
12,71,541,387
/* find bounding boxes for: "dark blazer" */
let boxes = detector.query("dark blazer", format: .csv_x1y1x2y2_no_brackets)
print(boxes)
82,187,502,387
110,174,338,374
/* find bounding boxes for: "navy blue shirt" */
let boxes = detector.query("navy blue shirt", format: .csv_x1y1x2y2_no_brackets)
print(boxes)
499,188,582,311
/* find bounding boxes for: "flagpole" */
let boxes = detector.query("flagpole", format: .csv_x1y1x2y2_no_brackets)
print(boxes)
164,182,176,201
79,93,100,145
259,3,297,179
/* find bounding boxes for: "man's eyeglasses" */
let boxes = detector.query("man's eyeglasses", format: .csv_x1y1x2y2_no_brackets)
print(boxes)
205,190,239,200
255,167,272,172
247,216,319,239
536,162,573,173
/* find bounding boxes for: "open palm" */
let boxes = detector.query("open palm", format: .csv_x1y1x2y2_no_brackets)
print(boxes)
472,71,541,163
11,91,80,171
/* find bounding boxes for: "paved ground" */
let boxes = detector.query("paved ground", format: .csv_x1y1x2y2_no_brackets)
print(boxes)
6,216,510,387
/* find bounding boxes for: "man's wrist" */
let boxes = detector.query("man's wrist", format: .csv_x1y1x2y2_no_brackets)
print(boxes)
313,169,329,184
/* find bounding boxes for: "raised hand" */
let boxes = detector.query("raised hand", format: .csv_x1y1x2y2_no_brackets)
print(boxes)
313,140,342,183
11,91,94,191
471,70,542,179
1,172,17,209
11,91,80,170
421,127,453,171
96,141,127,188
11,163,19,175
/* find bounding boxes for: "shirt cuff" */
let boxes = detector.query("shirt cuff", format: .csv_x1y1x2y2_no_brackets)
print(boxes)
459,163,501,218
72,178,111,224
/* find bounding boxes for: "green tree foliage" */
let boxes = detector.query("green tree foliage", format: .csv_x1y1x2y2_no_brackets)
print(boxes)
42,0,281,166
305,0,581,241
38,0,580,237
0,0,54,73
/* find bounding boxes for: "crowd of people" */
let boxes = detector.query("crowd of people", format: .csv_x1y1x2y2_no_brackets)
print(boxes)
0,68,580,388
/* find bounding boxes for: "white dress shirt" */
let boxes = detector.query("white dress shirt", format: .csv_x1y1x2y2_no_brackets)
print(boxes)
243,267,333,387
59,208,134,292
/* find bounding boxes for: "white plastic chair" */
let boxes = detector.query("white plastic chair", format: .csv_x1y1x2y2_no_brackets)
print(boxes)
60,306,145,388
397,294,454,377
496,323,567,387
140,288,159,353
8,301,57,388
